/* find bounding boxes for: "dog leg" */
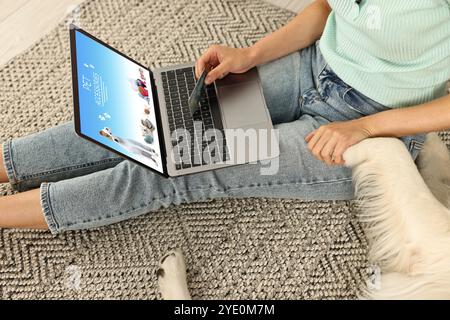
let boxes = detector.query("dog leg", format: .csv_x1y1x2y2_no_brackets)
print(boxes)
344,138,450,299
416,133,450,210
157,249,192,300
344,138,437,272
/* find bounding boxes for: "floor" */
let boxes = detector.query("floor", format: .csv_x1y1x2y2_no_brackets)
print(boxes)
269,0,312,13
0,0,85,67
0,0,312,68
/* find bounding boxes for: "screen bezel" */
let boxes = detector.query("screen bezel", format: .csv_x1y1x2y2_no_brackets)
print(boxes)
70,25,168,177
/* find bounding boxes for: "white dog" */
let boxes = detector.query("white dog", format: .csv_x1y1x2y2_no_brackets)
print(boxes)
157,133,450,300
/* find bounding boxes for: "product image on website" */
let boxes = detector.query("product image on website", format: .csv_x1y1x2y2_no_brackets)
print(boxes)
74,30,164,173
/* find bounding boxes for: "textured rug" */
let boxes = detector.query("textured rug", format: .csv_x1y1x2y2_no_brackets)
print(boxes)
0,0,447,300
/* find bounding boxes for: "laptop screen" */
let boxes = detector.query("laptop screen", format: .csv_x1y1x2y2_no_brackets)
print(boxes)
72,29,165,174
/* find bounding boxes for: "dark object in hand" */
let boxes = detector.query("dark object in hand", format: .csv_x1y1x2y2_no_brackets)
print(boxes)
188,69,208,115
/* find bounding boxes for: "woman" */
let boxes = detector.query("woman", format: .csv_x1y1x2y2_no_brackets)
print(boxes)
0,0,449,233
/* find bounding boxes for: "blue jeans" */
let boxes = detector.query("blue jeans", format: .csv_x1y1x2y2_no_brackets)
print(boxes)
2,41,426,234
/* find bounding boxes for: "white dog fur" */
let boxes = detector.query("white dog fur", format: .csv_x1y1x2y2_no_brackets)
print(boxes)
157,133,450,300
157,249,191,300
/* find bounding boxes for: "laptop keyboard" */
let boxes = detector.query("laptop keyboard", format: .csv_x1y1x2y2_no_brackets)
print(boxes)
161,67,230,170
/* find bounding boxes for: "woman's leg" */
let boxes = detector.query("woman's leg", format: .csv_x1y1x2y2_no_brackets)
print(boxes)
0,122,124,231
0,189,46,229
1,122,125,192
1,112,350,233
0,50,301,193
1,50,338,233
257,51,302,125
34,112,352,234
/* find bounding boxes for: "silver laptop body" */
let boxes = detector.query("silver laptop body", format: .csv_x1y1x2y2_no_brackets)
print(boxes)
153,63,279,177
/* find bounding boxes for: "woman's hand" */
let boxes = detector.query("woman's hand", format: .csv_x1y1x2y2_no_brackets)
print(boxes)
305,119,373,166
195,45,256,85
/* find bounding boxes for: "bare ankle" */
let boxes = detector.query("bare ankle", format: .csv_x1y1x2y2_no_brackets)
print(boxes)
0,189,48,230
0,146,9,183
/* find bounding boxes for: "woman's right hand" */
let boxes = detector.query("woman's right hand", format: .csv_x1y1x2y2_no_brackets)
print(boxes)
195,45,256,85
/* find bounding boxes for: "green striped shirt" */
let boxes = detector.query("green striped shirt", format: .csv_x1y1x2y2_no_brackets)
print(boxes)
320,0,450,108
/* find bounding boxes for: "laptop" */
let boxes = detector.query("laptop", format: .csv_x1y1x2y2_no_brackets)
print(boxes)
70,26,279,177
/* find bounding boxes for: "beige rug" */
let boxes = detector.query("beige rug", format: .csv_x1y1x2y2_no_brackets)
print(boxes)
1,0,444,300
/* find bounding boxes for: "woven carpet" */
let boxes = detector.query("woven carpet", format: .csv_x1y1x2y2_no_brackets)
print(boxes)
0,0,447,300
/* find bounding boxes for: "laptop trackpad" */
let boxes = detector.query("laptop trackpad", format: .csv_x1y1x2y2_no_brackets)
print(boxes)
217,82,268,129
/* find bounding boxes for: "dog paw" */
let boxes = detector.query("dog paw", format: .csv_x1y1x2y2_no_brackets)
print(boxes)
157,249,191,300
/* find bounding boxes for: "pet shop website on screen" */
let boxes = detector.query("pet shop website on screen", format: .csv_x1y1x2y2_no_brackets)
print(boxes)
76,31,164,173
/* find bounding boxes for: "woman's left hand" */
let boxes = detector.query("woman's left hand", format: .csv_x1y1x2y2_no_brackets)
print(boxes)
305,119,373,166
